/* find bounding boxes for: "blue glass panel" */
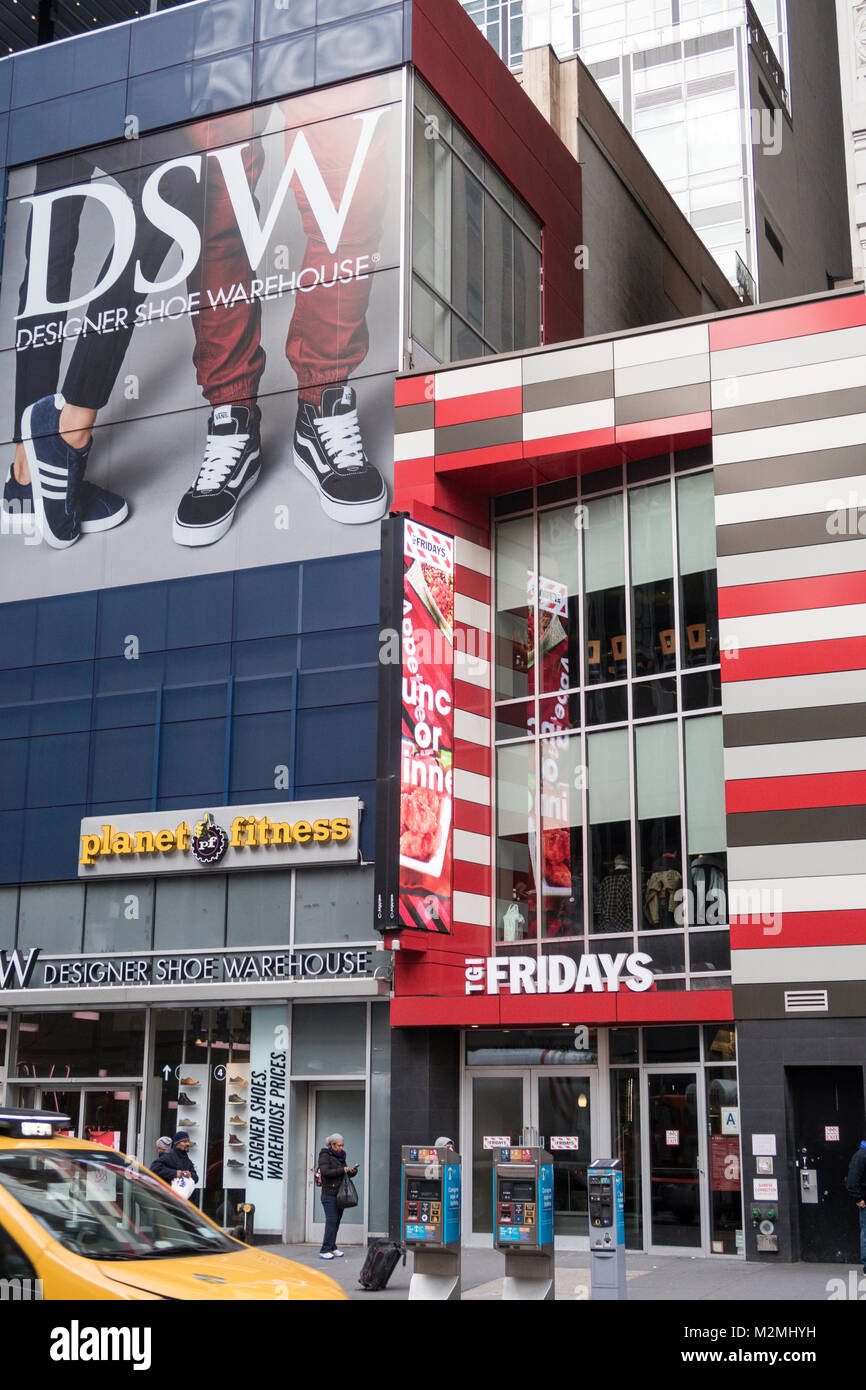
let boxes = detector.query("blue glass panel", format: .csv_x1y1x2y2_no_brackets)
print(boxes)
0,603,36,670
90,725,156,803
315,9,403,84
295,704,377,783
93,691,161,730
95,653,165,694
0,113,8,168
0,57,11,110
88,799,152,820
0,810,23,883
35,593,98,665
162,682,229,723
254,33,316,101
27,732,90,807
25,661,93,736
300,626,378,669
298,666,377,708
232,673,294,716
8,84,127,165
232,636,298,678
300,551,378,632
130,0,254,74
256,0,316,42
0,738,27,810
159,718,226,796
318,0,398,18
229,711,292,793
98,583,169,658
164,646,231,687
167,573,234,649
234,565,300,640
128,51,252,133
157,790,223,812
20,806,85,883
11,26,130,108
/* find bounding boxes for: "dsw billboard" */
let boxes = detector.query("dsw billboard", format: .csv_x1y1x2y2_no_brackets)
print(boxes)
0,72,403,598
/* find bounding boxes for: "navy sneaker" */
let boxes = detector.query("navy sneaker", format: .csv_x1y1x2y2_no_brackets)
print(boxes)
20,395,127,549
293,384,387,525
2,467,128,539
173,403,261,547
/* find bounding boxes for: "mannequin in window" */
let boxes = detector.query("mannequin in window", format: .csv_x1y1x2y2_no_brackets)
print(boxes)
595,854,633,933
689,852,727,927
644,851,683,930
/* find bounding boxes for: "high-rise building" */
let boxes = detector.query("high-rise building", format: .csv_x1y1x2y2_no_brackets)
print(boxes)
463,1,853,302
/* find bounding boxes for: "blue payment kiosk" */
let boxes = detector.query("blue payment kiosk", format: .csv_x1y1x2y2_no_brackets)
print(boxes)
493,1147,555,1300
402,1145,461,1300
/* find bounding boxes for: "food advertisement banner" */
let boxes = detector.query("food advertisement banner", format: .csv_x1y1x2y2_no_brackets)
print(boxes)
374,516,454,934
0,72,403,600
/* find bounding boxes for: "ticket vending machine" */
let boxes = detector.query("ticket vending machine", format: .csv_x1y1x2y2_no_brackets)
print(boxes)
493,1147,554,1301
588,1158,627,1300
401,1145,461,1300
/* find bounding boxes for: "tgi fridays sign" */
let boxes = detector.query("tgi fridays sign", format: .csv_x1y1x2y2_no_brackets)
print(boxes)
0,947,372,992
465,953,654,995
375,516,455,935
77,798,360,878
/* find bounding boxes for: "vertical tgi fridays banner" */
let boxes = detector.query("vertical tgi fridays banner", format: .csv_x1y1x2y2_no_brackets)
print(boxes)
375,516,455,934
0,72,402,599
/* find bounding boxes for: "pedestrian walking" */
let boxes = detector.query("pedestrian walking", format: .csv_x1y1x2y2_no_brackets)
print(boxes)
317,1132,358,1260
846,1138,866,1273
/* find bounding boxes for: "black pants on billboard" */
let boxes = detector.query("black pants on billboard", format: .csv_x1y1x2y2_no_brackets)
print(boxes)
13,156,203,441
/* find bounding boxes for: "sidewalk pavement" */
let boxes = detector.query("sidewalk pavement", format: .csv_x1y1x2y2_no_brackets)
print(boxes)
268,1241,860,1302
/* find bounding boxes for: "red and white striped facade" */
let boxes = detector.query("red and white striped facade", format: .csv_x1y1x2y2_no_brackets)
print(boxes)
388,288,866,1029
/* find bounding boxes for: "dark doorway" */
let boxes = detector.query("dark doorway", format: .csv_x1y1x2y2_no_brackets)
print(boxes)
788,1066,865,1263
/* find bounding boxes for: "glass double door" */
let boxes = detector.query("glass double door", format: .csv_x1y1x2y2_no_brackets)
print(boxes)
470,1070,596,1245
15,1085,139,1154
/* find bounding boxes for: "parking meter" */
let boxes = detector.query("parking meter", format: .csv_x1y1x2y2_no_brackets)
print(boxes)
493,1147,554,1300
402,1145,461,1300
588,1158,627,1300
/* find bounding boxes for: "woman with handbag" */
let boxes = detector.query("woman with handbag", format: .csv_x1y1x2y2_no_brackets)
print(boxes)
317,1132,358,1260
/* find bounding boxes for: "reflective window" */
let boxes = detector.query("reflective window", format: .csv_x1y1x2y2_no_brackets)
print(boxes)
412,78,540,362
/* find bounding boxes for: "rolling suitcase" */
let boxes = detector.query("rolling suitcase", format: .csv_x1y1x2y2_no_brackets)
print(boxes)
358,1238,405,1291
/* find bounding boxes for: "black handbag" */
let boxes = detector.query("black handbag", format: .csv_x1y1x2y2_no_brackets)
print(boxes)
336,1173,359,1209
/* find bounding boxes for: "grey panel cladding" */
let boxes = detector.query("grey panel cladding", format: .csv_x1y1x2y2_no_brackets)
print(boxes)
733,979,866,1020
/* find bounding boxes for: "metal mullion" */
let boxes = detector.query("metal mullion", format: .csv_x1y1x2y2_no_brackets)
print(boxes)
531,493,542,952
576,471,590,948
671,456,693,978
622,467,639,960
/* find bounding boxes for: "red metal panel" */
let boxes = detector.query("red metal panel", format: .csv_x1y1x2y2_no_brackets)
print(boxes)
395,376,434,407
731,909,866,950
719,572,866,620
455,564,491,604
452,859,491,896
616,989,734,1023
453,677,491,717
615,412,712,448
453,799,491,836
391,994,502,1027
725,769,866,814
453,739,490,776
708,295,866,353
721,635,866,682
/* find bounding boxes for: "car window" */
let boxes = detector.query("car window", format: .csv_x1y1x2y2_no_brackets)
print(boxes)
0,1223,38,1281
0,1151,240,1261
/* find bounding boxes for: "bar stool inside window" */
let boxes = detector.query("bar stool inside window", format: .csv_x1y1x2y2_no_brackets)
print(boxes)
587,639,601,680
659,628,676,669
610,633,627,678
687,622,707,664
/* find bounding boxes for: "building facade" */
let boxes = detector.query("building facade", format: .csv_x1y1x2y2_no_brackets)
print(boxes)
385,285,866,1264
0,0,582,1244
464,0,853,305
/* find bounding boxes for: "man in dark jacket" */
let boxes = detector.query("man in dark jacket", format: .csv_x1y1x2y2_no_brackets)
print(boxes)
317,1132,358,1260
846,1139,866,1274
151,1131,200,1193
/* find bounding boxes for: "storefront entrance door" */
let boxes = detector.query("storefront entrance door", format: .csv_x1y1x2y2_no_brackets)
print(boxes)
17,1086,140,1155
647,1071,704,1251
306,1085,366,1246
468,1069,597,1246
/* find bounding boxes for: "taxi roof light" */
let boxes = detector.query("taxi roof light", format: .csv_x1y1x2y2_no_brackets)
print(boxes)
0,1107,73,1139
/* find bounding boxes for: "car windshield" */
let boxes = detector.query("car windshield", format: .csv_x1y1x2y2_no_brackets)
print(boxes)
0,1150,240,1261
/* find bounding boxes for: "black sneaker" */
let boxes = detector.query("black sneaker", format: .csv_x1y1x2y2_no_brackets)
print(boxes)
293,384,387,525
173,404,261,546
20,394,104,549
176,1094,196,1106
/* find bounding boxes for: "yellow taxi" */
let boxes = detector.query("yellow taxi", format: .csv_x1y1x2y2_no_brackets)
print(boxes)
0,1108,347,1300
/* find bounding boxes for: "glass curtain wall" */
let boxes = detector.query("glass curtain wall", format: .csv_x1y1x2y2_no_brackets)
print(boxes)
412,79,542,364
493,453,727,990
